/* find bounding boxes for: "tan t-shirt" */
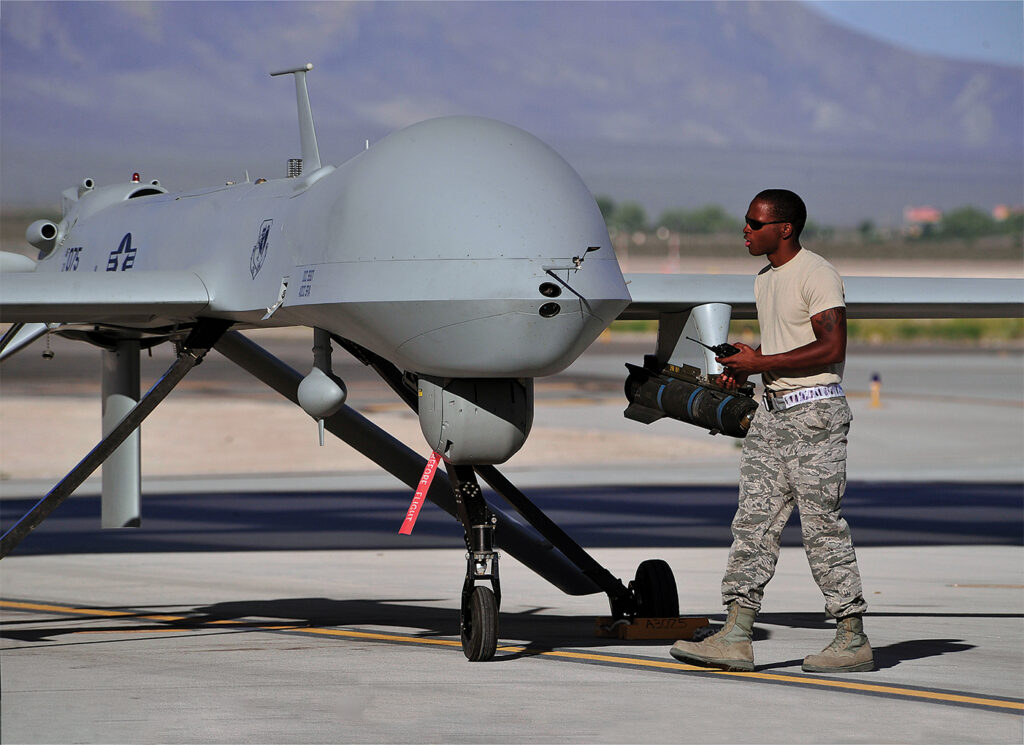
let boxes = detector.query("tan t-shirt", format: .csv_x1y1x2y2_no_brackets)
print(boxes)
755,248,845,391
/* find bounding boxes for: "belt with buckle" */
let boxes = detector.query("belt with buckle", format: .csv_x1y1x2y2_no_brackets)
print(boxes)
763,384,844,412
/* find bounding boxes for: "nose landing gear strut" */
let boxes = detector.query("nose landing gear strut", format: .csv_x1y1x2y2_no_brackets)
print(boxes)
449,465,501,661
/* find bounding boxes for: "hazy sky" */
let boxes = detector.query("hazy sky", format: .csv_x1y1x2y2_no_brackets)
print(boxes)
1,1,1020,225
807,1,1022,67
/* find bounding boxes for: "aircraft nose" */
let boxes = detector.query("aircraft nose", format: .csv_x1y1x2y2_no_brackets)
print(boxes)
394,260,629,377
286,115,630,376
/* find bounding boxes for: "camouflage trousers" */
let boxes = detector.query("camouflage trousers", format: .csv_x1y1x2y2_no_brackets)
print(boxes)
722,396,868,619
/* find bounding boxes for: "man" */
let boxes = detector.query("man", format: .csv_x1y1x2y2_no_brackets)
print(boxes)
669,189,873,674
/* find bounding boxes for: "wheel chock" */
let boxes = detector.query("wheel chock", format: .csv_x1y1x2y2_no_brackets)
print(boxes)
595,616,710,640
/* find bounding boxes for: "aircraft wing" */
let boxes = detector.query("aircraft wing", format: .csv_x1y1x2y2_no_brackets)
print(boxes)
0,271,211,325
620,273,1024,320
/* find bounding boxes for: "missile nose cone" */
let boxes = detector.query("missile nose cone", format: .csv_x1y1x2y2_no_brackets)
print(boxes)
297,366,347,420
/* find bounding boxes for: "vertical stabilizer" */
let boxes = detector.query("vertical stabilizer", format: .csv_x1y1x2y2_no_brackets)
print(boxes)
270,63,322,172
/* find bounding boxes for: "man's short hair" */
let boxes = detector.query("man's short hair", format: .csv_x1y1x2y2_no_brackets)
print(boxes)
755,189,807,239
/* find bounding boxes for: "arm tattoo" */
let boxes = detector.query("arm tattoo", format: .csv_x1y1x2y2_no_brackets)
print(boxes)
812,307,846,334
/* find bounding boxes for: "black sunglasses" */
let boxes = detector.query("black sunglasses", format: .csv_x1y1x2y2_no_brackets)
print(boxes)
745,216,789,230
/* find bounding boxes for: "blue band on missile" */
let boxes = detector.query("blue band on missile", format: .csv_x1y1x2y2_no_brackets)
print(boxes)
687,389,701,419
656,384,666,411
716,396,733,431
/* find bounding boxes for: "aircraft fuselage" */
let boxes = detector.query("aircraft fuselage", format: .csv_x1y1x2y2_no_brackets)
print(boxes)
38,116,630,378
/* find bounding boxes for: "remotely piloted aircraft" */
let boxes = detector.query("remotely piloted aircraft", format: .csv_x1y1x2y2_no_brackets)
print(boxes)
1,64,1020,661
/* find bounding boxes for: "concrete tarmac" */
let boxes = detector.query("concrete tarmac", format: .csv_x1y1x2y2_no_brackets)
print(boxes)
1,336,1022,743
2,546,1022,744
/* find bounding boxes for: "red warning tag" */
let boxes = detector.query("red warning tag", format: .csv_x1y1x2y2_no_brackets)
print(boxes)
400,451,441,535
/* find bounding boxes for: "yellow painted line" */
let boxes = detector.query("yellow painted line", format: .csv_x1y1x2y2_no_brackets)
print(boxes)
298,626,464,648
0,600,293,632
71,629,211,635
4,599,1021,712
738,672,1024,711
73,625,300,635
2,600,141,617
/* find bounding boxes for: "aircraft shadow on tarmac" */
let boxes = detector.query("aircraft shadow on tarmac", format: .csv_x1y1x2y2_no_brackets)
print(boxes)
1,597,665,654
4,598,1012,671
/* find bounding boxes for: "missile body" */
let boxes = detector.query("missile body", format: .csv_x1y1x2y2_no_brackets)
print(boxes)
624,363,757,438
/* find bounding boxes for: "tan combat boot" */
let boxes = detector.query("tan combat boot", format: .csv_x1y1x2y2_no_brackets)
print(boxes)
802,615,874,673
669,603,756,671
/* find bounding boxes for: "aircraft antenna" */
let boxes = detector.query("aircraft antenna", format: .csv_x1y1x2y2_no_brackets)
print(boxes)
270,63,322,172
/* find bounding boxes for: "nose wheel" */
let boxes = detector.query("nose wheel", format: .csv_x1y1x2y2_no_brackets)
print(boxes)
461,584,498,661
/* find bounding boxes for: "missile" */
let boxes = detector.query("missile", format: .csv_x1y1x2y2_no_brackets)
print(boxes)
623,362,757,438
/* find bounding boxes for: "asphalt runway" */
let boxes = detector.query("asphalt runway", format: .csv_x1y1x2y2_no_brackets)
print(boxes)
1,334,1022,743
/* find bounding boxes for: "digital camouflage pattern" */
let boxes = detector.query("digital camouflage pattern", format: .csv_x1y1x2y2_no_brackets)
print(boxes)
722,396,868,619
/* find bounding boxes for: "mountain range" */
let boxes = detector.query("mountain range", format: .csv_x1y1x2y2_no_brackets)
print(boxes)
1,1,1020,226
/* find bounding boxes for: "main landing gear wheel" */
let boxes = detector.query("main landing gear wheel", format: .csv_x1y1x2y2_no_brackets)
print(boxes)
461,585,498,661
629,559,680,618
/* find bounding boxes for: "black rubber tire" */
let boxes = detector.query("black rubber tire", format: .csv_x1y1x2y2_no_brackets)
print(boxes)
460,585,498,661
631,559,680,618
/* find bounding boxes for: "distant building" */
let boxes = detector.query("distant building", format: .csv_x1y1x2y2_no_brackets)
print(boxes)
903,206,942,237
903,206,942,224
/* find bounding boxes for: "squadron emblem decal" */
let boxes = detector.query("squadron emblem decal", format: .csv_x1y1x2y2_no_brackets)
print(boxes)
250,219,273,279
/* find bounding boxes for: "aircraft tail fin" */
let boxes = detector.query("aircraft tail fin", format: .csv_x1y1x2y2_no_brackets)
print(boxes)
270,63,322,172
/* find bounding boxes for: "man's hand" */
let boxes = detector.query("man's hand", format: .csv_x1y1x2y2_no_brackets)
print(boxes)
718,342,762,382
716,369,748,390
